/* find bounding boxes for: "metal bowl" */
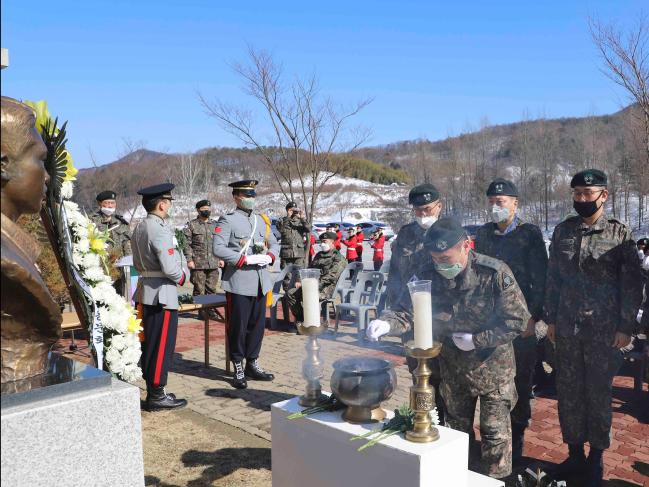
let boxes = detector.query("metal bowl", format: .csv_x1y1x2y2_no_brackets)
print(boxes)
330,356,397,424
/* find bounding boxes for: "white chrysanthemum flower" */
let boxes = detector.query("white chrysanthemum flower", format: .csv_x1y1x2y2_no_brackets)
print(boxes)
85,266,106,283
108,333,126,351
125,333,141,348
429,408,440,426
75,238,90,253
121,363,142,383
61,181,74,199
75,226,89,239
82,252,101,269
122,346,141,365
63,200,79,212
72,251,84,267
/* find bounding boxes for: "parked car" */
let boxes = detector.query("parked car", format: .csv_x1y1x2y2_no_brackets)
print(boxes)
326,222,356,232
312,222,328,235
270,218,282,242
356,221,395,241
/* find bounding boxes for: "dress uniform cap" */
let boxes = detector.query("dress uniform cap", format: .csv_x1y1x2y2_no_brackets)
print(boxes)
486,178,518,197
570,169,607,188
286,201,297,210
320,231,338,241
195,199,211,209
96,190,116,201
424,217,467,252
409,183,440,206
136,183,175,200
228,179,258,197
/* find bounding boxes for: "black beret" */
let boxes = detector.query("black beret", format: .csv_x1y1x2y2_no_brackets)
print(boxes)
570,169,607,188
320,231,337,241
137,183,175,200
229,179,258,197
286,201,297,210
486,178,518,197
96,190,116,202
409,183,440,206
195,199,211,209
424,217,467,252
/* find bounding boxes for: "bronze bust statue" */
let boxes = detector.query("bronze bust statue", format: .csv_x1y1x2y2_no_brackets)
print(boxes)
1,96,62,384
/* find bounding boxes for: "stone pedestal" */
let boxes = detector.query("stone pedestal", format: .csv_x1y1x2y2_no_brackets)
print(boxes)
272,396,503,487
1,355,144,487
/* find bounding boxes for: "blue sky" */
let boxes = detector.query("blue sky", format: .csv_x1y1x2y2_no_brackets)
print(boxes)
1,1,644,168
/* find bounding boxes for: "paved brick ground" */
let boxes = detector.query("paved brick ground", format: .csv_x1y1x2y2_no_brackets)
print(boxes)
55,308,649,486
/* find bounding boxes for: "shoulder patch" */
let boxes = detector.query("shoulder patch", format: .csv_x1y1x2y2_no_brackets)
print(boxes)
502,273,515,290
168,248,174,255
214,226,222,233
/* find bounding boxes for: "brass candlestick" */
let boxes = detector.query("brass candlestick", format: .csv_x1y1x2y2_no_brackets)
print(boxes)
297,323,328,407
405,341,443,443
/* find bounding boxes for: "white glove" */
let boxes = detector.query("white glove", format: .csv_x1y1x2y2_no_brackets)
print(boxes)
366,319,390,341
452,333,475,351
642,255,649,271
245,254,264,266
259,254,273,266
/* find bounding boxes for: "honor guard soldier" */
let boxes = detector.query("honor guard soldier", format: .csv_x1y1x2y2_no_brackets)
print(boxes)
286,231,347,322
385,183,442,307
545,169,642,486
212,180,280,389
474,178,548,463
368,217,529,480
183,199,223,316
90,190,132,294
132,183,188,411
277,201,309,289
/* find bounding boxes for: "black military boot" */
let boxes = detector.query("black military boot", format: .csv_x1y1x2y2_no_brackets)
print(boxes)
511,423,526,466
585,448,604,487
245,359,275,381
145,386,187,411
232,361,247,389
549,443,587,479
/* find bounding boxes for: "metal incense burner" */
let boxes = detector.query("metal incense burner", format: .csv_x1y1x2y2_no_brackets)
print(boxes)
405,341,443,443
330,356,397,424
297,323,328,407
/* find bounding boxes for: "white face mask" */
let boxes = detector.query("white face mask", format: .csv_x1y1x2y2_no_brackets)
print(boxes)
320,243,331,252
490,205,510,224
415,215,437,229
100,207,116,216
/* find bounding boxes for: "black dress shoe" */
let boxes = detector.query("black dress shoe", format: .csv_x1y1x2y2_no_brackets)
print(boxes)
245,359,275,381
145,386,187,411
232,361,248,389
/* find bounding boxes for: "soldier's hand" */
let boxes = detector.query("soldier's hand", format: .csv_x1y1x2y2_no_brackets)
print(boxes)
521,318,536,338
452,333,475,351
612,332,631,349
187,261,195,269
218,260,225,268
366,320,390,341
547,324,556,344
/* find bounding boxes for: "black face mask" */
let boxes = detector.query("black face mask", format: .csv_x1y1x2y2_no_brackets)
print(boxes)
199,210,211,218
573,194,602,218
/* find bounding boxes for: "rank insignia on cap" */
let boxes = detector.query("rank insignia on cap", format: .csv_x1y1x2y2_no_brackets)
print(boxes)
584,174,593,184
436,240,448,251
503,274,514,289
495,183,504,193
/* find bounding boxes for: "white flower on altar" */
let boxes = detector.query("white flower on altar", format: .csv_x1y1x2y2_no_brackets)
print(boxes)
121,363,142,383
122,346,141,365
125,333,140,348
72,251,84,267
85,266,106,283
82,252,101,270
75,238,90,253
61,181,74,199
108,333,126,351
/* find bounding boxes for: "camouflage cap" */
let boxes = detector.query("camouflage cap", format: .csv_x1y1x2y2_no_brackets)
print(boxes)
571,169,607,188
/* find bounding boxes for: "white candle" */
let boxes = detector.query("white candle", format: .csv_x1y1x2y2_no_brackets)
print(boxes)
301,277,320,327
412,291,433,349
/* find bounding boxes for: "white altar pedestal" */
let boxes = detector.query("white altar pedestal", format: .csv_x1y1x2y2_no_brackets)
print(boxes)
272,397,503,487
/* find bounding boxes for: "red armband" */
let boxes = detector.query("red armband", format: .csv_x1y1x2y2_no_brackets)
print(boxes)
236,255,246,268
267,252,276,264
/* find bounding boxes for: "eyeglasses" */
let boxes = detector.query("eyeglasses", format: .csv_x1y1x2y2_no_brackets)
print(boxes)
571,189,604,199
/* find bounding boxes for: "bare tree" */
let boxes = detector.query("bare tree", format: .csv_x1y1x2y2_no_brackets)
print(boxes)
590,14,649,227
198,47,372,224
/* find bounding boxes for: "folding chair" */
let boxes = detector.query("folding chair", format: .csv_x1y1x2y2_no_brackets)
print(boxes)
333,271,385,341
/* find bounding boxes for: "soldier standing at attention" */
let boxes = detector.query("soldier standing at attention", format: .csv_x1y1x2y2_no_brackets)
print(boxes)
545,169,642,486
90,190,132,294
212,180,280,389
385,183,442,307
367,217,529,480
355,224,364,261
334,224,343,251
342,227,359,262
182,199,223,317
370,228,385,271
474,178,548,464
286,231,347,322
277,201,309,289
132,183,188,411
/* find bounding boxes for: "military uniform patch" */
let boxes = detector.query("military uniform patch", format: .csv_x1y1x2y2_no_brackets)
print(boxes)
502,274,514,289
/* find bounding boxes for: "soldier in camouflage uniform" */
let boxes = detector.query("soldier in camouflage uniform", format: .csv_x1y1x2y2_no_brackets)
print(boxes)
183,199,223,316
474,178,548,463
286,231,347,322
545,169,642,487
386,183,442,307
90,190,132,295
368,217,529,480
277,201,310,289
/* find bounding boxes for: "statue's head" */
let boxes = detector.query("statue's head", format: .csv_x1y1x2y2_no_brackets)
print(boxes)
1,97,49,221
